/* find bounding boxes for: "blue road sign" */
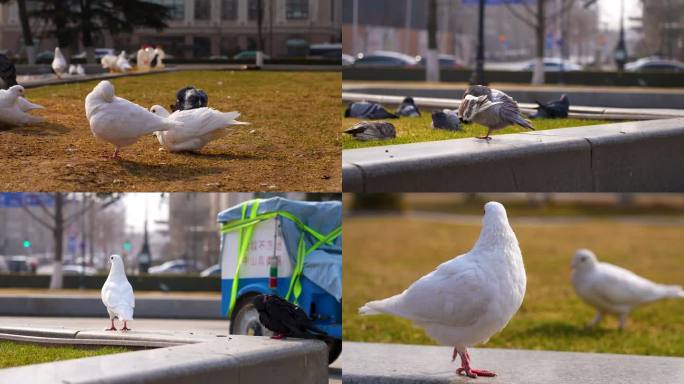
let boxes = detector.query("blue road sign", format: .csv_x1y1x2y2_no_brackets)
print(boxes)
0,193,54,208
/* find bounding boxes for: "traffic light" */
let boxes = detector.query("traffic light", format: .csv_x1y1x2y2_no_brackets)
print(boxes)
23,240,31,248
123,241,132,252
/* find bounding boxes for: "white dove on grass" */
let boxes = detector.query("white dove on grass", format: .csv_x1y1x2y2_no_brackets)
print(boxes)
0,85,43,126
149,105,249,152
101,54,118,72
571,249,684,330
116,51,132,72
101,254,135,332
52,47,67,78
85,80,182,159
359,202,526,378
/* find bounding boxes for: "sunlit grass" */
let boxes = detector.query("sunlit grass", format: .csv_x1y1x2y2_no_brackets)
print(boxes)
0,341,130,368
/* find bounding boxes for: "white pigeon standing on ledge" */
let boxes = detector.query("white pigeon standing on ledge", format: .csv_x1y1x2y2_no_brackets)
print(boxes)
571,249,684,330
101,254,135,332
85,80,181,159
359,201,526,378
149,105,249,152
52,47,67,78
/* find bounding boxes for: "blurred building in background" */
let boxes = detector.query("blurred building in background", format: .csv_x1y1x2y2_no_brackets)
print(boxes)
343,0,602,65
0,0,342,58
641,0,684,61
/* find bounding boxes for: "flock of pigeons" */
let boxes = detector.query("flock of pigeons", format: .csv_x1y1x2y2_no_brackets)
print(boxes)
51,45,166,78
344,85,570,141
360,202,684,378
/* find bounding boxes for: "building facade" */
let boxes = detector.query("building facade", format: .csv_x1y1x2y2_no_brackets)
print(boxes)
0,0,342,58
641,0,684,61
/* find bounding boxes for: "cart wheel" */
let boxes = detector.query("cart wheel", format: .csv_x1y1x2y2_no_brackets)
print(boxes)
326,338,342,364
230,293,273,336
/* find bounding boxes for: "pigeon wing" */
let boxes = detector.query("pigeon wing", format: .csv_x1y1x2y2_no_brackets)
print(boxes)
102,279,135,312
169,108,239,141
591,263,672,305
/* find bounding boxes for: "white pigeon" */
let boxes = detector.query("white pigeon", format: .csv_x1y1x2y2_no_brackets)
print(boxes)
68,64,77,75
359,201,526,378
136,47,151,72
52,47,67,78
101,254,135,332
116,51,132,72
571,249,684,330
101,53,118,72
0,85,43,126
85,80,181,159
76,64,86,76
149,105,249,152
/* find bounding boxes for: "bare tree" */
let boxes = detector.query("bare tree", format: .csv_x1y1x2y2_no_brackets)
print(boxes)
21,193,121,289
0,0,36,63
503,0,576,84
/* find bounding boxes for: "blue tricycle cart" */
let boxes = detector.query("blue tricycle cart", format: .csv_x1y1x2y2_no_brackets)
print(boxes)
217,197,342,363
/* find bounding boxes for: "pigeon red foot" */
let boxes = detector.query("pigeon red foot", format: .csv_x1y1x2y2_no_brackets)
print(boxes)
121,321,131,332
270,333,285,340
105,319,117,331
453,347,496,379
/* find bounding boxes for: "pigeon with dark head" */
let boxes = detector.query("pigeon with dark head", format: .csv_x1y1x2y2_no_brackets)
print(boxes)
396,96,421,117
344,101,398,119
459,85,533,140
431,109,460,131
171,86,208,112
253,294,329,340
529,94,569,119
0,53,17,90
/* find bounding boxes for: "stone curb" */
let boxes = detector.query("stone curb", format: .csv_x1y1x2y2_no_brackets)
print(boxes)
341,342,684,384
0,295,221,319
342,118,684,192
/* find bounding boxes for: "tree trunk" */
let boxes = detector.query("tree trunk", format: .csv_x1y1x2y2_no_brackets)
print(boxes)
16,0,36,64
49,193,65,289
256,0,264,66
531,0,545,84
426,0,439,82
80,0,96,64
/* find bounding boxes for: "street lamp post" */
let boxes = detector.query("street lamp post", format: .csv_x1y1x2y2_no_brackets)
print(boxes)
615,0,627,73
469,0,486,85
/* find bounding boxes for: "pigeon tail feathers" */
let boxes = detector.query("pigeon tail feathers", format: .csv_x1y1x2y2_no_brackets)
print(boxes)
663,285,684,299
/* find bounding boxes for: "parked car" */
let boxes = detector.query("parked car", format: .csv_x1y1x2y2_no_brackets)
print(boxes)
148,259,192,274
62,265,97,275
233,51,271,61
35,51,55,64
353,51,418,67
6,256,35,273
309,43,342,59
418,54,465,69
625,57,684,72
342,53,355,66
521,58,582,72
200,264,220,277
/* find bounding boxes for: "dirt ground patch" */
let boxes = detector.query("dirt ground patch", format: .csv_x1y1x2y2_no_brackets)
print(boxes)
0,70,341,192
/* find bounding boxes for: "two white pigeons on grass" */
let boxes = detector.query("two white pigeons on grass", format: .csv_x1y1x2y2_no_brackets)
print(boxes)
571,248,684,330
101,254,135,332
360,201,526,379
150,105,249,152
0,85,44,126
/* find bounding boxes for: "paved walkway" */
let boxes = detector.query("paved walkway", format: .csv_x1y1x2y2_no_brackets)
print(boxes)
342,342,684,384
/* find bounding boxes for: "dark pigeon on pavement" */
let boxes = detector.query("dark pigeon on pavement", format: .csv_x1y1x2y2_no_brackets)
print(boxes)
171,86,208,112
431,109,461,131
344,121,396,141
529,94,570,119
396,96,421,117
345,101,398,119
253,294,329,340
0,53,18,90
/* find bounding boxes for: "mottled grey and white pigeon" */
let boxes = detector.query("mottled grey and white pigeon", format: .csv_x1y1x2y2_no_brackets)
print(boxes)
459,85,533,140
396,97,421,117
571,249,684,330
530,94,569,119
344,121,396,141
431,109,461,131
172,86,208,112
345,101,398,119
101,254,135,332
360,202,526,378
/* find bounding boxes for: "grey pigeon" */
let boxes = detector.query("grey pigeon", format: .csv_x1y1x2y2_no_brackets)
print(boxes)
529,94,570,119
0,54,17,90
345,101,398,119
171,86,208,112
396,97,421,117
344,121,396,141
431,109,461,131
459,85,534,140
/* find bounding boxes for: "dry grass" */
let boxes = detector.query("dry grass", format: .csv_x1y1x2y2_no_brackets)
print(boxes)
343,214,684,356
0,70,341,192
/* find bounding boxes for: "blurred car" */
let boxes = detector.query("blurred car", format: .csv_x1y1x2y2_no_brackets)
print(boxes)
233,51,271,61
35,51,54,64
148,259,192,274
342,53,355,66
353,51,418,67
418,54,465,69
72,48,116,60
0,256,8,273
309,43,342,59
200,264,220,277
625,57,684,72
62,265,97,275
6,256,35,273
521,58,582,72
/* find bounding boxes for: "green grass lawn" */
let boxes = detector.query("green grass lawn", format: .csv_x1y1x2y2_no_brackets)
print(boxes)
342,108,612,149
343,215,684,356
0,341,129,369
